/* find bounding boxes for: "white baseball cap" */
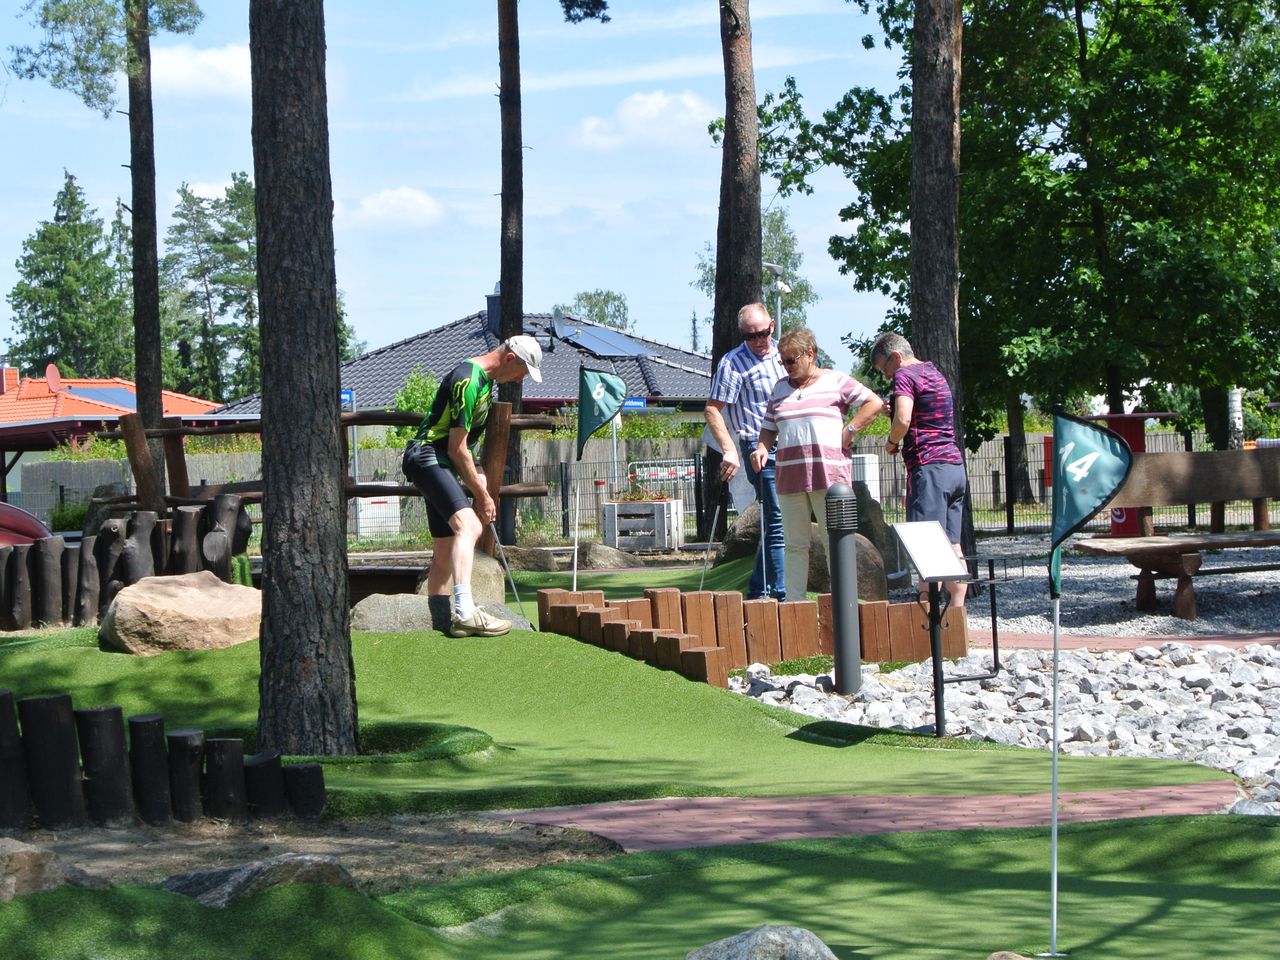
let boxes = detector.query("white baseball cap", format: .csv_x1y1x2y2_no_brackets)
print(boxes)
506,335,543,382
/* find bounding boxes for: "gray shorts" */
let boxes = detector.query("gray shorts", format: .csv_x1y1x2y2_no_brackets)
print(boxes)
906,461,966,543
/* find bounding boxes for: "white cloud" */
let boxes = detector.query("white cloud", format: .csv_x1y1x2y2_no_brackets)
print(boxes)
576,90,717,151
349,187,444,229
151,43,251,101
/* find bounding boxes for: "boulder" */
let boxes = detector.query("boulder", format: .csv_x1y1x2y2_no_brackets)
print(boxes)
350,594,531,633
804,528,888,602
161,853,356,908
98,571,261,656
717,481,891,570
0,839,102,901
575,541,638,570
498,546,559,572
415,551,505,604
687,924,838,959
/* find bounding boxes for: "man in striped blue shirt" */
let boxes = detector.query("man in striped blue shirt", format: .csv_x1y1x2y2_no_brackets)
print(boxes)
705,302,787,599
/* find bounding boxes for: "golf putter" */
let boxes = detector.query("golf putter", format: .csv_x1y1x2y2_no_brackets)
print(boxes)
489,522,528,624
698,499,723,590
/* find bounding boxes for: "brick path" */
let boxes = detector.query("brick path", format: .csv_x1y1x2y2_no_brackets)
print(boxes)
487,631,1261,852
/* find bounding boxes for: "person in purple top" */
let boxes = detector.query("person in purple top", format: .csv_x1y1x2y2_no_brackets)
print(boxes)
870,332,968,606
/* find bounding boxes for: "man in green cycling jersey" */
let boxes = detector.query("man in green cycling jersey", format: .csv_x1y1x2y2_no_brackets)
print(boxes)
403,335,542,636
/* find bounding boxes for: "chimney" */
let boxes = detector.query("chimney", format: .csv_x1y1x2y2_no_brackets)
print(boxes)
486,282,501,337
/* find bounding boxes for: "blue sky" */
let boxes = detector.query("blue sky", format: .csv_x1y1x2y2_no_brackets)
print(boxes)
1,0,900,376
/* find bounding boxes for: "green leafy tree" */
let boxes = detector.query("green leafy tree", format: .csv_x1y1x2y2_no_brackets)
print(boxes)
6,171,132,377
387,366,440,445
756,0,1280,449
162,173,364,402
554,289,632,331
12,0,204,509
693,205,818,331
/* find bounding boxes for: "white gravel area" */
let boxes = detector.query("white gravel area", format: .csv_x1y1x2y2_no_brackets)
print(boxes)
943,534,1280,637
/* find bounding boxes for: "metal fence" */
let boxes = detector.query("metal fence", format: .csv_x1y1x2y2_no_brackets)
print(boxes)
14,429,1271,547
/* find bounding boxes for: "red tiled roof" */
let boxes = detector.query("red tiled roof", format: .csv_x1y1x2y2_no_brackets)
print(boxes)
0,374,219,425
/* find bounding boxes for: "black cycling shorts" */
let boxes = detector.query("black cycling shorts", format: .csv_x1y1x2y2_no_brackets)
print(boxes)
402,441,473,539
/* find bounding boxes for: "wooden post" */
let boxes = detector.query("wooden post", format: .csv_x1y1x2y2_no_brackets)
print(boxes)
17,694,87,829
60,543,79,626
778,600,820,661
120,412,166,513
0,545,10,630
712,591,747,670
0,689,33,829
162,416,191,498
680,591,716,647
244,751,288,818
152,517,171,576
282,762,326,818
478,401,512,556
743,598,781,665
122,510,158,584
75,535,100,627
74,706,134,826
167,728,205,823
128,713,170,826
203,738,247,823
33,536,64,626
95,518,127,614
202,494,243,581
645,588,683,632
170,505,203,574
7,543,33,631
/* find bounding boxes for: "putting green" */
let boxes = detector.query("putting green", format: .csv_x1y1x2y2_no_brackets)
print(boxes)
0,626,1226,815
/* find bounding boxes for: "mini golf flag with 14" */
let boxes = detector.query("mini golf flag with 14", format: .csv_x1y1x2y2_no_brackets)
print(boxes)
576,367,627,461
1048,411,1133,597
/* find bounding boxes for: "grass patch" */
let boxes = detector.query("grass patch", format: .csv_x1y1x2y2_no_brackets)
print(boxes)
6,817,1276,960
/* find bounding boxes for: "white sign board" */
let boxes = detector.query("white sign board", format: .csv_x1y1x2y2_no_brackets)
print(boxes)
891,521,968,582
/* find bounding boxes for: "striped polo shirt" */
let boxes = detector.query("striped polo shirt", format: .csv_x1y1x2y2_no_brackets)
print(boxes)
762,371,872,495
891,361,963,470
708,341,786,443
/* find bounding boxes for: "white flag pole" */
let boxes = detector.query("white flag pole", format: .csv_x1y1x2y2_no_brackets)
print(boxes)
572,470,581,592
1040,594,1066,958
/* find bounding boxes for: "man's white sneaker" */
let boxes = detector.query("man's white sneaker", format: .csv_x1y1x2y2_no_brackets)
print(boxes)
449,608,513,638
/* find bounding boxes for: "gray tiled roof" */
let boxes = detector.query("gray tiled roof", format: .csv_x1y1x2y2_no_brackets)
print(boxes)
214,311,711,415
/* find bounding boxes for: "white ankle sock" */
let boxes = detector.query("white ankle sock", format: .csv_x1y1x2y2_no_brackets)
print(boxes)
453,585,475,619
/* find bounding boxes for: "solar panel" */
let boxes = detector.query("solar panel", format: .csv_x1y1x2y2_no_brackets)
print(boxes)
67,386,137,410
551,321,652,358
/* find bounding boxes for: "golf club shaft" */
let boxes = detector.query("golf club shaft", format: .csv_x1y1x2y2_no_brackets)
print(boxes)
699,500,723,590
489,522,527,623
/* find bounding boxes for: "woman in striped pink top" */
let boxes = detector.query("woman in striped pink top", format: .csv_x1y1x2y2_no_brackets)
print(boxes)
750,329,884,602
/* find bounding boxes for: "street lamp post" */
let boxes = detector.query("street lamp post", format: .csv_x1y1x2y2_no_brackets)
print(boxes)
762,261,791,332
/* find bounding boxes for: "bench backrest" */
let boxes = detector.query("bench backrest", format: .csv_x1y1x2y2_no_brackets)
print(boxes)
1110,447,1280,508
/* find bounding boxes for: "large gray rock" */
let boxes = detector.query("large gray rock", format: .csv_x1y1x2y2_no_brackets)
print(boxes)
718,481,891,569
804,528,888,601
161,853,356,908
499,546,559,572
575,541,638,570
351,594,531,633
0,839,102,901
99,571,261,656
415,551,505,604
687,924,838,959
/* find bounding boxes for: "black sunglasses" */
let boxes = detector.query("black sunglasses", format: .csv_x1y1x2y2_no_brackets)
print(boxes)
742,328,772,342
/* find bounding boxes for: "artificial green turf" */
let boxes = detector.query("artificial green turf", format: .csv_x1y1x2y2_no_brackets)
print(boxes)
0,624,1227,817
509,553,755,599
3,817,1276,960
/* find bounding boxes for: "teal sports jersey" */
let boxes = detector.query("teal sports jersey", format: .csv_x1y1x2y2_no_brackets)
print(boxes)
411,360,495,467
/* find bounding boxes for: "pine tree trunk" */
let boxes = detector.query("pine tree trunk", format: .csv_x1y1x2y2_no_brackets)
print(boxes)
250,0,358,756
126,0,166,509
911,0,973,553
497,0,524,518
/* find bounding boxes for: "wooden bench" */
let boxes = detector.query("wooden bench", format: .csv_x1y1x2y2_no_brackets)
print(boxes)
1073,447,1280,619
